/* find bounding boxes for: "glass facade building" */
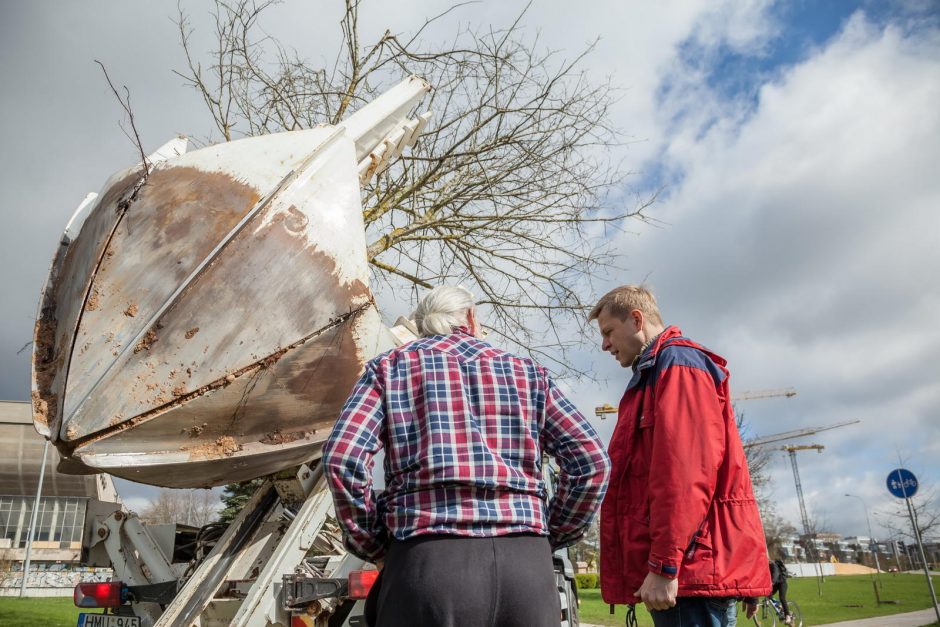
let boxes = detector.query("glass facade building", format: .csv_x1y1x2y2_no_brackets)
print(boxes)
0,496,87,553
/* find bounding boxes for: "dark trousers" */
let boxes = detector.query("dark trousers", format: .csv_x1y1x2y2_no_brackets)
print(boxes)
773,580,790,615
366,534,561,627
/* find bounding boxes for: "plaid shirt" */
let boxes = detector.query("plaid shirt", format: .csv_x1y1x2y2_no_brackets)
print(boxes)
322,329,610,562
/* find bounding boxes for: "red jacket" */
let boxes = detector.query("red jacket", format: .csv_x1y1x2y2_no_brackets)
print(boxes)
600,326,771,604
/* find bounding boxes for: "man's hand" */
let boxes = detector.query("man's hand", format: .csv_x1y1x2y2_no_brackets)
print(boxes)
743,599,758,619
634,572,678,611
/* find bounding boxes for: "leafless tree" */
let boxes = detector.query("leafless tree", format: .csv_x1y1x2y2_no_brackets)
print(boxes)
571,515,600,571
737,410,775,506
877,486,940,549
759,507,798,561
139,489,220,527
96,60,149,176
174,0,652,373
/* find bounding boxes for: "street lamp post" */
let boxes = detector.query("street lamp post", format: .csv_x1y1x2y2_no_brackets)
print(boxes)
845,493,882,588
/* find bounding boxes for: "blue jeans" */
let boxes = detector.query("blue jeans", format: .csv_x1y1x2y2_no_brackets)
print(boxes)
649,597,738,627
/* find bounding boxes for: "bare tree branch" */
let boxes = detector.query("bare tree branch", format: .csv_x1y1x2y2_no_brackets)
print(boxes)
174,1,653,374
96,60,149,175
139,488,220,526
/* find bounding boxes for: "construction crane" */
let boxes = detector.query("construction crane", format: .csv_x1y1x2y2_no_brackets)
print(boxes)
784,445,825,550
594,387,796,420
732,387,797,402
784,444,826,593
744,419,861,449
594,403,617,419
746,420,860,596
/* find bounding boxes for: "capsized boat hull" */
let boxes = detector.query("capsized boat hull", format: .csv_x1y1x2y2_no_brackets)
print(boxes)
32,77,430,488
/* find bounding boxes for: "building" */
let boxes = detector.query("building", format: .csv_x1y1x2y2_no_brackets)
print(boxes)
0,400,115,570
778,533,806,561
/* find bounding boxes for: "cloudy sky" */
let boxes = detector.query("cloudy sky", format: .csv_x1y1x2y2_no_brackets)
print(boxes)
1,1,938,539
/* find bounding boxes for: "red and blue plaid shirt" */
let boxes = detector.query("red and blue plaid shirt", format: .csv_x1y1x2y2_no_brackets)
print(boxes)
322,329,610,562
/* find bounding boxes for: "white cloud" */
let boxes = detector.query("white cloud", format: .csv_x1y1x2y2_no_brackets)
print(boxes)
2,2,937,539
598,10,940,533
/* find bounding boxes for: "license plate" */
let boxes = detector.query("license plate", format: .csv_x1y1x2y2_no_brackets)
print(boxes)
77,614,141,627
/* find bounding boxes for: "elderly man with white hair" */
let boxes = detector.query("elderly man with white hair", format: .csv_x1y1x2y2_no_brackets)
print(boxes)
323,285,610,627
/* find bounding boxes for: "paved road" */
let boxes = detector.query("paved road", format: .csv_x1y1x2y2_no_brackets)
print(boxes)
813,608,939,627
581,607,940,627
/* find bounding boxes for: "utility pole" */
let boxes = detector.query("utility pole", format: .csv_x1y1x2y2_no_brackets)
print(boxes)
19,440,49,598
783,444,825,595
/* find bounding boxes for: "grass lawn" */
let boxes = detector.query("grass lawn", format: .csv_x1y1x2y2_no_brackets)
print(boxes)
577,573,940,626
0,597,102,627
3,576,939,626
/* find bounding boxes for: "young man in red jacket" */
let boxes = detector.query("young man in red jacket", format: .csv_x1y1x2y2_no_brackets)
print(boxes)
590,285,771,626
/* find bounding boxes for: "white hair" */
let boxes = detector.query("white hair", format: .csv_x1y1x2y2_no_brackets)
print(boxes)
413,285,476,337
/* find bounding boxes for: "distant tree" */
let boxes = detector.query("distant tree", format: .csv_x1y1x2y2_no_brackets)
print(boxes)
219,479,265,523
877,484,940,565
760,507,798,561
736,409,774,506
140,489,220,526
571,516,600,571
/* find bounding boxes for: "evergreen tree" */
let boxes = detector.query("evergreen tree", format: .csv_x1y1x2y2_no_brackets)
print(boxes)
219,479,264,523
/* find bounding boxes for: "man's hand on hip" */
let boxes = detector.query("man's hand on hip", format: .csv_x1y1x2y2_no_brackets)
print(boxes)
635,572,678,611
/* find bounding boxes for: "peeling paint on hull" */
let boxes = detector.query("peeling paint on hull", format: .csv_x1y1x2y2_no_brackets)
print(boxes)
31,120,410,488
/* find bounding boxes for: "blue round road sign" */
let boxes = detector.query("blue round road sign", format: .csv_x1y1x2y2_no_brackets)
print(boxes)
886,468,918,499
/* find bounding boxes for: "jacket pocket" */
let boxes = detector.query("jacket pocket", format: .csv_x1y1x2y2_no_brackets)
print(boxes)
681,527,717,586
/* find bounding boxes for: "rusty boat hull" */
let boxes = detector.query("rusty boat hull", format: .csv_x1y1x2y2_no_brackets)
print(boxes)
32,77,430,488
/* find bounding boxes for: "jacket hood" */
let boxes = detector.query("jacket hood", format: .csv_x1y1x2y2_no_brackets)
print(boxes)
637,325,728,371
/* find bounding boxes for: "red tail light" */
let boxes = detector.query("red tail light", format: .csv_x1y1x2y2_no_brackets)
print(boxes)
74,581,124,608
347,569,379,599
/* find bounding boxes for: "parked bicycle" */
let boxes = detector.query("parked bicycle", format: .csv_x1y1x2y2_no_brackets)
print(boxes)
751,595,802,627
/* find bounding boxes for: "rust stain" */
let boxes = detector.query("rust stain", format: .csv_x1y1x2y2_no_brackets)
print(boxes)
283,205,309,233
146,167,261,248
85,286,101,312
172,384,187,396
183,423,207,438
260,430,307,445
61,165,261,439
31,390,50,426
32,311,59,427
134,328,159,353
64,303,372,451
284,322,363,408
49,160,379,470
42,170,140,446
188,435,241,459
